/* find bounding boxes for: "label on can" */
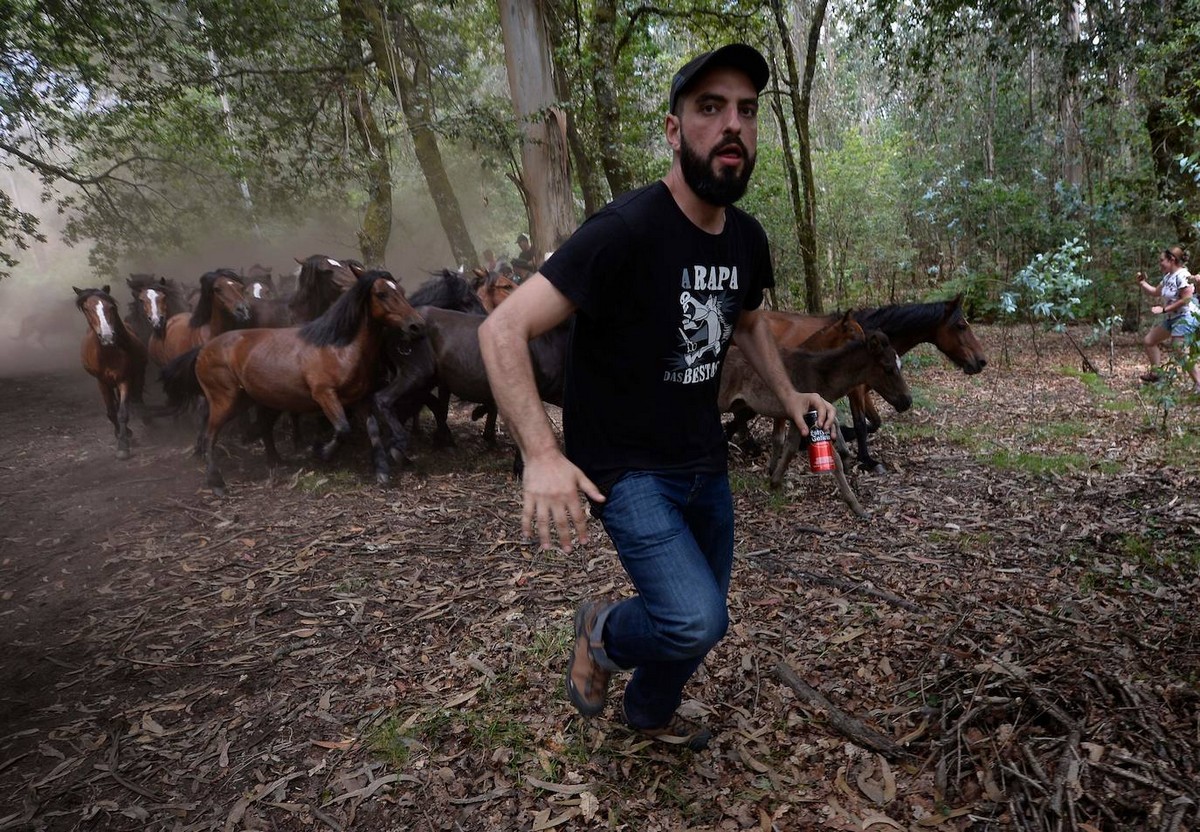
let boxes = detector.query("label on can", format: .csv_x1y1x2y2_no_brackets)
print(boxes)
803,410,836,473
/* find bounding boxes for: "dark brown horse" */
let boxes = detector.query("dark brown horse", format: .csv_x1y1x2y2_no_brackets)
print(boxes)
719,329,911,489
725,310,864,456
374,306,569,455
764,295,987,471
167,269,425,494
74,286,148,459
288,255,361,323
152,269,251,366
243,270,295,328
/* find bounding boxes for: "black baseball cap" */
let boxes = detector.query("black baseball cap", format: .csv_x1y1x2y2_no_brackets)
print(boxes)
668,43,769,113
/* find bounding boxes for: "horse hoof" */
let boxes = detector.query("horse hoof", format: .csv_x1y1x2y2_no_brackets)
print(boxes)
116,448,131,460
375,472,390,486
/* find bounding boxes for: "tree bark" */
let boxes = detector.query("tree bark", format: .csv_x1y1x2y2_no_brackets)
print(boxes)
498,0,577,259
337,0,391,267
770,0,828,314
588,0,635,199
354,0,477,268
543,0,607,217
1059,0,1083,190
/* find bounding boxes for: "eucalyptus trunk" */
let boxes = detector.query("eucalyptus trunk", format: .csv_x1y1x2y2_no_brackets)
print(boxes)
354,1,477,268
544,0,607,217
498,0,577,260
338,0,391,266
770,0,828,314
1059,0,1083,190
589,0,635,198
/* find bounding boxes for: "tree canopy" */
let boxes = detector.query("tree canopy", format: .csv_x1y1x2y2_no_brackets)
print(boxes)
2,0,1197,317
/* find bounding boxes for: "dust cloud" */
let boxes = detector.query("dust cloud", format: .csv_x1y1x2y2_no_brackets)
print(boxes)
0,151,525,380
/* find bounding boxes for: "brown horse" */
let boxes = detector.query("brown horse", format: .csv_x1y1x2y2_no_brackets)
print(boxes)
763,295,987,471
172,269,424,494
719,329,911,489
151,269,251,366
726,310,864,454
74,286,148,459
242,270,295,328
125,273,190,349
477,270,518,313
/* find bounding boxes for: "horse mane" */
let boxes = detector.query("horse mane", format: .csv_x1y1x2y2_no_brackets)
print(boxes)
299,269,390,347
853,298,958,333
410,268,486,314
188,269,242,327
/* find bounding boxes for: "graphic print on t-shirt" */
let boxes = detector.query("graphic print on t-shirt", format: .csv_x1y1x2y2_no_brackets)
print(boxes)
664,264,740,385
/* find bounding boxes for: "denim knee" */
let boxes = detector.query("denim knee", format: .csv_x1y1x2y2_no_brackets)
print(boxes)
657,598,728,660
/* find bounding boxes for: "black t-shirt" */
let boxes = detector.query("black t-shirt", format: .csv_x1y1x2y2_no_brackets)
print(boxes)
540,181,774,491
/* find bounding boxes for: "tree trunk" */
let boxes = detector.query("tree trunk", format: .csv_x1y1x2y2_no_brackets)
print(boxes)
354,1,477,268
768,61,805,309
1059,0,1083,190
543,0,607,217
770,0,828,314
588,0,635,198
498,0,577,259
337,0,391,267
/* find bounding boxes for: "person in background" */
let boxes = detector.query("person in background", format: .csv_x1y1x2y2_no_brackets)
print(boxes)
515,232,533,264
1135,244,1200,393
479,44,836,750
510,257,534,284
482,248,498,275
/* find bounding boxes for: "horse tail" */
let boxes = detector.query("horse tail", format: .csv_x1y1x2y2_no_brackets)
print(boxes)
159,347,204,411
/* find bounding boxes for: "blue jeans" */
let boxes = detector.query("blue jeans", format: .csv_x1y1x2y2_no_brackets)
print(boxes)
588,471,735,730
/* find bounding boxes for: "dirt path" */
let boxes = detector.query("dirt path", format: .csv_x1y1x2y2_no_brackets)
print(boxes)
1,330,1198,831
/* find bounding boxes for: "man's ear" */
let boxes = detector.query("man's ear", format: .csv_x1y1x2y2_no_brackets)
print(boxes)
665,113,682,152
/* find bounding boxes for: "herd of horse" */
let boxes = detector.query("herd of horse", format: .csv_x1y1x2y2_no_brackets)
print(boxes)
72,254,987,495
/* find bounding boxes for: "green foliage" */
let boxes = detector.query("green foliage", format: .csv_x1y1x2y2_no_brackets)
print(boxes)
1000,237,1091,328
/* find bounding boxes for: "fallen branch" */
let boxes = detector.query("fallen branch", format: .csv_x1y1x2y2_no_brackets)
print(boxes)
775,661,905,758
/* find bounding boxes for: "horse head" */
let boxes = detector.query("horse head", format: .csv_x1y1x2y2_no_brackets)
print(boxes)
934,294,987,375
367,271,425,341
210,269,252,323
136,277,170,337
862,330,912,413
478,271,518,313
290,255,360,321
74,285,120,346
246,271,275,301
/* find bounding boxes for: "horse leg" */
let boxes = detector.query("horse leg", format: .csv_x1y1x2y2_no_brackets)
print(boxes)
374,388,415,465
290,413,305,452
431,386,454,447
311,391,352,462
769,424,803,490
766,417,788,474
115,381,132,460
482,406,497,446
256,407,284,468
850,393,884,473
98,381,119,435
363,401,395,485
201,393,241,496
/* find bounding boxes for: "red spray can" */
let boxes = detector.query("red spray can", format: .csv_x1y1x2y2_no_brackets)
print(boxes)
803,410,835,473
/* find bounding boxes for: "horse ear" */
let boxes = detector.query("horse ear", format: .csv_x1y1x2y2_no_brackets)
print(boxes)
159,276,167,285
349,261,365,277
102,284,111,295
868,330,886,353
295,257,305,266
73,286,84,295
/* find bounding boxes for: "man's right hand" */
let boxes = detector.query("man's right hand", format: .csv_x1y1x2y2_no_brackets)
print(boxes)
521,451,605,552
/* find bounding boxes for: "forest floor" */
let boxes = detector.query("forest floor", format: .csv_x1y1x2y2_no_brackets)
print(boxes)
0,324,1198,832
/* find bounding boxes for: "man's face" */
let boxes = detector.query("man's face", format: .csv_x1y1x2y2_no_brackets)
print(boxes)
671,66,759,207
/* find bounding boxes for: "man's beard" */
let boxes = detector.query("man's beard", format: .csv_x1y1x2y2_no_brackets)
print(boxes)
679,131,755,207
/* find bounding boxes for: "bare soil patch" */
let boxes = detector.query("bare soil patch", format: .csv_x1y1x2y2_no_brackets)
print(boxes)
1,327,1197,831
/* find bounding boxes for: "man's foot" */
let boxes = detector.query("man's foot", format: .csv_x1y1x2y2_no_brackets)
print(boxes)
566,600,611,717
1140,371,1161,383
624,704,713,751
